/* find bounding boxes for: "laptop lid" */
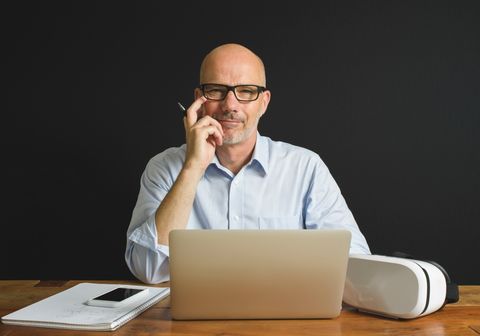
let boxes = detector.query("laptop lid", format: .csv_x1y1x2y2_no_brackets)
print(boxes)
169,229,351,320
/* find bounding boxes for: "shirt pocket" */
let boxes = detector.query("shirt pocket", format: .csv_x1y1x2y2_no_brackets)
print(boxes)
258,215,302,230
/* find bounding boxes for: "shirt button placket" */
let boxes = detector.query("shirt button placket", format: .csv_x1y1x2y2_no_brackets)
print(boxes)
229,175,241,229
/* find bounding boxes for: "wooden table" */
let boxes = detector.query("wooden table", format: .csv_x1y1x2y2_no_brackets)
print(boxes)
1,280,479,335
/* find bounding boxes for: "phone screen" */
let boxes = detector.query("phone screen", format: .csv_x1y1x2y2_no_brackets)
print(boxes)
93,288,144,302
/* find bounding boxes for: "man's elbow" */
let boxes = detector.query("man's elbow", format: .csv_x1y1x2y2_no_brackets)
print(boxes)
125,243,170,284
132,270,169,285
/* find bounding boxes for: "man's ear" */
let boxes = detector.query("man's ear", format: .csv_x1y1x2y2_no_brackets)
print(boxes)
260,89,271,116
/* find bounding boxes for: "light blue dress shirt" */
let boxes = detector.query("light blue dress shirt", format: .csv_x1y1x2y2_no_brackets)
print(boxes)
125,134,370,284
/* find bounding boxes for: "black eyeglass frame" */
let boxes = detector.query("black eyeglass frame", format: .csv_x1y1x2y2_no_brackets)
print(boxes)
199,83,267,102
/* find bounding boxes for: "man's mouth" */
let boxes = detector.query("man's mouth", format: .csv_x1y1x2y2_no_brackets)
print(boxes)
217,119,242,129
213,113,244,129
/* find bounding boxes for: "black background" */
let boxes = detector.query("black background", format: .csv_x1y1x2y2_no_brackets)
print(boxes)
3,1,479,283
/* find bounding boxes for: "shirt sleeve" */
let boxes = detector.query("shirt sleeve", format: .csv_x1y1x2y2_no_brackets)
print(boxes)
304,156,371,255
125,154,178,284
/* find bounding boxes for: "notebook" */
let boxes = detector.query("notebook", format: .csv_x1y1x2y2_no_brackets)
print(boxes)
169,229,351,320
1,283,170,331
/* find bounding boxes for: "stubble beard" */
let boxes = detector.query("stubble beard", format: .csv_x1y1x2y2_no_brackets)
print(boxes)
221,115,260,145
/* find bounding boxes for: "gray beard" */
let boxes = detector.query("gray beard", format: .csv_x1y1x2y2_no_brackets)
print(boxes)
221,116,260,145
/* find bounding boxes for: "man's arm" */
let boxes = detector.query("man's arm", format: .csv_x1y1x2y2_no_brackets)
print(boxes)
305,156,371,254
153,166,203,245
125,96,224,283
154,96,224,245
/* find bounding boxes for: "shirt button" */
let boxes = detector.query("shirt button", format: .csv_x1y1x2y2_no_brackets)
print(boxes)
234,215,239,221
233,179,239,185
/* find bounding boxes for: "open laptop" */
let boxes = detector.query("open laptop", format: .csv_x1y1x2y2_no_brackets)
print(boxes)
169,229,351,320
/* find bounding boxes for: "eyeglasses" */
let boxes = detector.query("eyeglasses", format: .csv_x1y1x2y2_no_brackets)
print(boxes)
199,83,266,102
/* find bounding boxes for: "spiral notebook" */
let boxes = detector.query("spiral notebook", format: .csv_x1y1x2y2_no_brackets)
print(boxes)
1,283,170,331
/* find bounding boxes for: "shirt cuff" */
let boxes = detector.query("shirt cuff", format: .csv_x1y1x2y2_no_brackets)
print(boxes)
128,213,170,257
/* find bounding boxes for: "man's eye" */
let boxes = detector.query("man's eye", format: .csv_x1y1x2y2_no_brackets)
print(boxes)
208,88,226,93
239,89,255,94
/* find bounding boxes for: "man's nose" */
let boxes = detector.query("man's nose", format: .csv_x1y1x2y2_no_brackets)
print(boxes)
221,90,238,110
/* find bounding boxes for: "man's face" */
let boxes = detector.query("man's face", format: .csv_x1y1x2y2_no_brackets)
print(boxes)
196,54,270,146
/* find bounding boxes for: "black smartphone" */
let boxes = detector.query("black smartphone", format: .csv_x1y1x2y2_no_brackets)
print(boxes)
86,287,149,308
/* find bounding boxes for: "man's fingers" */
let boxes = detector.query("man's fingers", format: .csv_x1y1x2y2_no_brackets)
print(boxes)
195,115,224,137
196,125,222,144
185,96,207,128
184,98,224,150
206,126,223,146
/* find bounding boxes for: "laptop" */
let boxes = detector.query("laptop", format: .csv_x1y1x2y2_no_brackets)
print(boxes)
169,229,351,320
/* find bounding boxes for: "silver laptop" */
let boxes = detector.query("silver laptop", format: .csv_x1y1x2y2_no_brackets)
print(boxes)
169,229,351,320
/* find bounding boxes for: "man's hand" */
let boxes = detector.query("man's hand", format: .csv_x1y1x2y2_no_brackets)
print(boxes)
153,97,225,246
183,96,224,174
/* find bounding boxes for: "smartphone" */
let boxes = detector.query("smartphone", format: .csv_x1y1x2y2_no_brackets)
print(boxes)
86,287,149,308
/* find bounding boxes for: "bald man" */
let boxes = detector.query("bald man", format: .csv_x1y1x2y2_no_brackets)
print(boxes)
126,43,370,284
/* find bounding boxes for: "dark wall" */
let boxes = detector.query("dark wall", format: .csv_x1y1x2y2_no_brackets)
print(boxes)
3,2,479,284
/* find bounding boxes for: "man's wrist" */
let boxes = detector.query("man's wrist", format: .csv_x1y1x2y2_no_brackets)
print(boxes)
180,163,205,182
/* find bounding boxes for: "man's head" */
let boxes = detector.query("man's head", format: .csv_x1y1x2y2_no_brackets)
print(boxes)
195,43,271,146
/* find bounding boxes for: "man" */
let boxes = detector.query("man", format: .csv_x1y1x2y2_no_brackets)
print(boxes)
126,43,370,284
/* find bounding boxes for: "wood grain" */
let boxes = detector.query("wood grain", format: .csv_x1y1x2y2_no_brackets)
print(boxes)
1,281,479,336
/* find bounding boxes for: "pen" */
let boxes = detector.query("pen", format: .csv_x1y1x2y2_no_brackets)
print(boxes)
177,102,186,117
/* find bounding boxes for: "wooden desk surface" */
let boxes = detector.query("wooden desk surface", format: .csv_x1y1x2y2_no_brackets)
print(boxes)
0,280,479,336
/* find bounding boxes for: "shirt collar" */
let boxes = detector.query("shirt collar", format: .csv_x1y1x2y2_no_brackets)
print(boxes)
250,132,269,175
